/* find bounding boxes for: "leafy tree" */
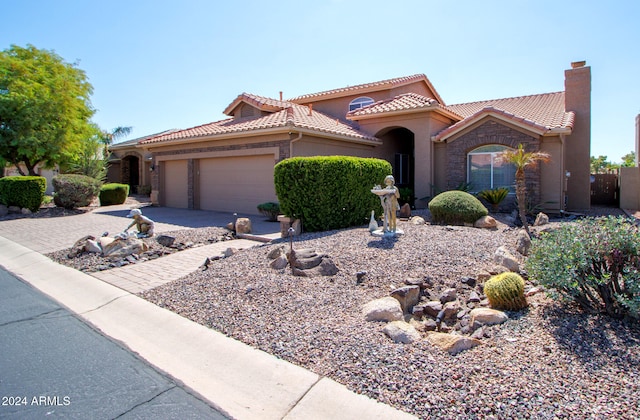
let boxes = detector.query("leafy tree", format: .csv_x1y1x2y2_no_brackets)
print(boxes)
0,44,94,175
621,151,636,168
499,144,550,235
590,155,612,174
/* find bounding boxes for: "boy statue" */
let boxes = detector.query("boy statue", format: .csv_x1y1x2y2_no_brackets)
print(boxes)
124,208,155,238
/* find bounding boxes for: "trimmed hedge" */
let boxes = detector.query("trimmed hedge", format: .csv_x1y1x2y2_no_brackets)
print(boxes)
52,174,101,209
428,190,488,225
0,176,46,212
99,183,130,206
274,156,392,232
257,201,280,221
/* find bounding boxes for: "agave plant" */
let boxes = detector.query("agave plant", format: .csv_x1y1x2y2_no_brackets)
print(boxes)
477,187,510,212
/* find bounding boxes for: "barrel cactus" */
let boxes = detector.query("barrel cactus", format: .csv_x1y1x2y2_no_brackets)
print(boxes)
484,272,527,311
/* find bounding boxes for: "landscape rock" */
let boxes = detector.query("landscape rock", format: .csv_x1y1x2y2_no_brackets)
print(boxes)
534,212,549,226
439,288,457,304
470,307,508,326
423,301,443,318
68,235,95,258
363,297,404,322
474,215,497,229
410,216,425,225
224,247,239,257
383,321,421,344
494,246,520,272
0,204,8,216
267,246,285,259
21,208,32,215
85,239,102,254
442,300,461,319
515,230,532,256
390,285,420,313
235,218,252,234
427,332,482,354
156,235,176,247
399,203,411,218
269,255,288,269
468,291,481,303
8,205,21,213
102,236,148,258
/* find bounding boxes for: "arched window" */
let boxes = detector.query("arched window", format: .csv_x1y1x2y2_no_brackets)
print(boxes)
467,145,516,193
349,96,374,112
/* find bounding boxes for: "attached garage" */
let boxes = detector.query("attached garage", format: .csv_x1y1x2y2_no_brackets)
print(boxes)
198,154,277,214
163,160,188,208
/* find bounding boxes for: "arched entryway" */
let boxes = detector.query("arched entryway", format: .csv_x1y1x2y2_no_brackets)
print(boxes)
376,127,415,206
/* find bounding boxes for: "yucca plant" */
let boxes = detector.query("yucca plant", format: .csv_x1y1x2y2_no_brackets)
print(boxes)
477,187,509,212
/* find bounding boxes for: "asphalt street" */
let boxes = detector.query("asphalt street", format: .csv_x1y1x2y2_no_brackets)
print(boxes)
0,267,228,419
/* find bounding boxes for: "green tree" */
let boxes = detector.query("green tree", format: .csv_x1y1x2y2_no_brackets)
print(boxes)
590,155,611,174
499,144,550,235
0,44,94,175
621,151,636,168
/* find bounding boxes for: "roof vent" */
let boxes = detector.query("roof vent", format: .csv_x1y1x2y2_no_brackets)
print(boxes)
279,91,283,101
571,61,586,69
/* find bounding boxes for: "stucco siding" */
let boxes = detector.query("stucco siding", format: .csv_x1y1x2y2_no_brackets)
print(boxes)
540,137,564,211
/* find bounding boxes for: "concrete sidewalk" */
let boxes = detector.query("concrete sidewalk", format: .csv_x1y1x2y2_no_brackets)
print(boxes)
0,206,417,419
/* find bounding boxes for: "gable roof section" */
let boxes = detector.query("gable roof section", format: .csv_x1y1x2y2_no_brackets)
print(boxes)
289,74,446,106
139,103,380,146
346,92,463,121
223,93,292,116
433,92,575,141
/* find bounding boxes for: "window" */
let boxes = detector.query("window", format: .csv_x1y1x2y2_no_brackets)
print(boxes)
467,145,515,193
349,96,374,112
394,153,410,185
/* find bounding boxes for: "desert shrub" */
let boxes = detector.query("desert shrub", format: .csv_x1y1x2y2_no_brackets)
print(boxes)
274,156,392,232
52,174,101,209
99,183,129,206
257,202,280,221
477,187,509,212
526,216,640,319
428,190,488,225
0,176,46,212
484,272,527,311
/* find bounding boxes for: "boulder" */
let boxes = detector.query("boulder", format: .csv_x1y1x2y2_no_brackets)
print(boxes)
8,205,21,213
383,321,421,344
0,204,8,217
474,215,497,229
439,288,457,304
68,235,95,258
427,332,482,355
390,285,420,313
423,301,443,318
469,308,508,326
224,247,239,257
494,246,520,272
85,239,102,254
98,236,115,249
267,246,285,260
399,203,411,218
235,218,252,234
411,216,426,225
363,297,404,322
21,208,32,215
534,212,549,226
442,300,461,319
102,237,148,258
269,255,289,270
515,230,532,256
156,235,176,247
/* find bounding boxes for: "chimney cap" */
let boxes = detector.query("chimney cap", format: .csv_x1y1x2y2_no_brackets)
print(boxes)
571,61,586,69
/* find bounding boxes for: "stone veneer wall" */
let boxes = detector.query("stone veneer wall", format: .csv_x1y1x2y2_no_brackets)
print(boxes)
445,120,543,206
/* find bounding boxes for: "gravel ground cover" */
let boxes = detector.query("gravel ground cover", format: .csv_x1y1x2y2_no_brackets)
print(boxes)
137,209,639,419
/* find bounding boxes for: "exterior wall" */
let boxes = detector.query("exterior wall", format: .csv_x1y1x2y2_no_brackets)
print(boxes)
619,167,640,210
564,64,591,210
539,136,564,211
441,118,542,205
636,114,640,167
293,137,377,158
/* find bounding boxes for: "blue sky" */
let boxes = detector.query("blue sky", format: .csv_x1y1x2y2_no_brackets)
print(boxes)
2,0,639,162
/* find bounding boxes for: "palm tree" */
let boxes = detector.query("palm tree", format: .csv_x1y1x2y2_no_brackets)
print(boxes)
500,144,550,235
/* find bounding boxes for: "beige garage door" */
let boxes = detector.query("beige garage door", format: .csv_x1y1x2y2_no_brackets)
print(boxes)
163,160,188,208
199,155,276,214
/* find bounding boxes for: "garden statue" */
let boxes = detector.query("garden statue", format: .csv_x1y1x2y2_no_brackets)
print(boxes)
124,208,155,238
371,175,403,237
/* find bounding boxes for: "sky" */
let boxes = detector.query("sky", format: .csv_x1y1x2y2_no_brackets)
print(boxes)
2,0,639,162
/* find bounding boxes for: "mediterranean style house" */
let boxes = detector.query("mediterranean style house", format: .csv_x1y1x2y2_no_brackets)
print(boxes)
107,61,591,215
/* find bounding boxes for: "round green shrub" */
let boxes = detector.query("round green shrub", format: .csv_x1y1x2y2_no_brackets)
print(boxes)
52,174,101,209
99,183,130,206
484,272,527,311
0,176,46,212
257,202,280,221
428,190,488,225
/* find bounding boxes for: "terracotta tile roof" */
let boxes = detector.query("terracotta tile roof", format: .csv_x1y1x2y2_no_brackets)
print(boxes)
433,92,575,141
346,93,460,119
222,93,291,115
289,74,445,105
139,103,379,145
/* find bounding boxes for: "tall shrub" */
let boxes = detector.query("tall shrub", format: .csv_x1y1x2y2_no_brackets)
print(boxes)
52,174,101,209
0,176,46,211
526,216,640,319
274,156,392,232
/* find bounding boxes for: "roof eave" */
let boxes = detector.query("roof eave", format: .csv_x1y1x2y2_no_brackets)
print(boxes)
347,106,462,122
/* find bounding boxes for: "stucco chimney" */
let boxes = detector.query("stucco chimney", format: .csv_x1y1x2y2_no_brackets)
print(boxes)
279,91,283,101
308,103,313,116
564,61,591,210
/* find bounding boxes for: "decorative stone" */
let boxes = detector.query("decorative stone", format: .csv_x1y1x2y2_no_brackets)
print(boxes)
460,276,476,288
474,215,497,229
223,247,239,257
363,297,404,322
410,216,426,225
469,308,508,326
0,204,8,216
468,291,481,303
525,285,545,296
515,230,532,256
267,246,285,260
269,255,289,270
399,203,411,218
439,288,457,304
427,332,482,354
442,300,461,319
226,222,235,231
534,212,549,226
102,237,148,259
21,208,32,215
383,321,421,344
423,301,443,318
85,239,102,254
235,218,252,234
494,246,520,272
8,205,21,213
156,235,176,247
390,285,420,314
68,235,95,258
